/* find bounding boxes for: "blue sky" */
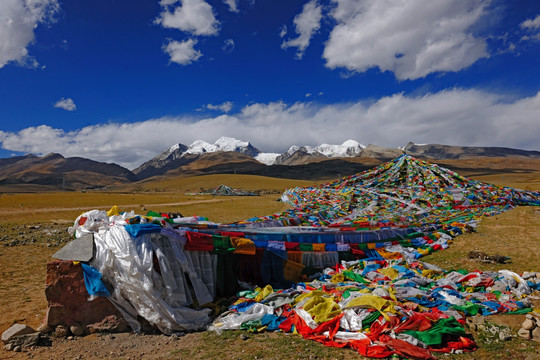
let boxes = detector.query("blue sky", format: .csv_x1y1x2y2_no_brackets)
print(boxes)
0,0,539,169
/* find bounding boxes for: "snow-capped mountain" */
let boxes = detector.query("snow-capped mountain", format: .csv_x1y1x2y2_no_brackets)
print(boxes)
134,138,371,178
185,137,260,157
254,152,280,165
273,140,365,165
133,137,540,180
133,137,262,179
313,140,365,157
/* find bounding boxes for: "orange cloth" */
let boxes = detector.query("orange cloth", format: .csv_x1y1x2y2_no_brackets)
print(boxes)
312,243,326,252
377,248,403,260
231,237,256,255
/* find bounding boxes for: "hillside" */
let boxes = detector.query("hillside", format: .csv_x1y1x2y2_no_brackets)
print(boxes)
0,153,137,191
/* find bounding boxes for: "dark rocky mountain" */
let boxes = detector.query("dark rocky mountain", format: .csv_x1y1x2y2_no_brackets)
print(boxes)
133,137,262,179
0,153,137,190
133,143,190,179
157,151,376,181
2,139,540,190
132,138,540,179
273,146,327,165
361,144,404,160
403,142,540,159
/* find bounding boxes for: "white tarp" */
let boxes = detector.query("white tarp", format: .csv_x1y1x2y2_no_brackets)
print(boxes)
72,210,213,334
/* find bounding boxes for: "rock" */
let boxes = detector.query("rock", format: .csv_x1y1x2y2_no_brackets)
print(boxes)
45,260,129,333
70,324,85,336
526,314,534,319
46,304,65,327
1,324,36,343
8,332,52,348
36,323,53,334
55,325,69,337
518,328,532,340
13,345,21,352
466,315,486,331
532,327,540,341
240,333,249,340
470,315,485,325
499,330,512,341
522,319,536,331
4,343,13,351
86,315,130,334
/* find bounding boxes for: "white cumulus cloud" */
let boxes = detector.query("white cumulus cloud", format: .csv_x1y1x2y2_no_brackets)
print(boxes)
0,0,60,69
281,0,323,59
223,0,239,13
163,39,202,65
323,0,490,80
54,97,76,111
222,38,235,54
521,14,540,30
205,101,233,113
520,14,540,42
1,89,539,170
156,0,219,36
279,25,287,38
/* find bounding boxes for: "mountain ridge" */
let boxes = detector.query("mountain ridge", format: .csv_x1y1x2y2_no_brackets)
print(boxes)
2,138,540,190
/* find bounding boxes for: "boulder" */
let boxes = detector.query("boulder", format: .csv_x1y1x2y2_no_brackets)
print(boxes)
1,324,35,344
532,327,540,341
522,319,536,331
55,325,69,338
518,327,532,340
45,260,129,333
7,332,51,348
36,323,53,334
70,324,85,336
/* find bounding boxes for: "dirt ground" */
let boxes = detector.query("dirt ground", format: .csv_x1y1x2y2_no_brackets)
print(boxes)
1,171,540,359
0,211,539,360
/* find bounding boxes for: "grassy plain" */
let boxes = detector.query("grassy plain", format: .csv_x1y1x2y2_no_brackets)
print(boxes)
0,167,539,359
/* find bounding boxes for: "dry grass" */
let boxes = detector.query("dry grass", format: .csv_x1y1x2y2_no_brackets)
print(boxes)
425,206,540,273
0,168,539,359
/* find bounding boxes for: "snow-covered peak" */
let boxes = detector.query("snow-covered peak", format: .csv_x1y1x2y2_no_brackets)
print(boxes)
169,143,182,153
286,145,301,156
313,140,364,158
255,152,280,165
155,142,189,161
342,139,365,149
214,136,251,152
186,140,215,154
185,137,260,156
285,145,317,155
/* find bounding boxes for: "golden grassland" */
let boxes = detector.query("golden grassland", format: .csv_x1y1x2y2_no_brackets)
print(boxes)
0,169,539,359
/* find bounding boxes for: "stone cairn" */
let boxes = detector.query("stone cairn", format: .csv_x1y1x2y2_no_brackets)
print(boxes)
517,271,540,341
518,313,540,341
